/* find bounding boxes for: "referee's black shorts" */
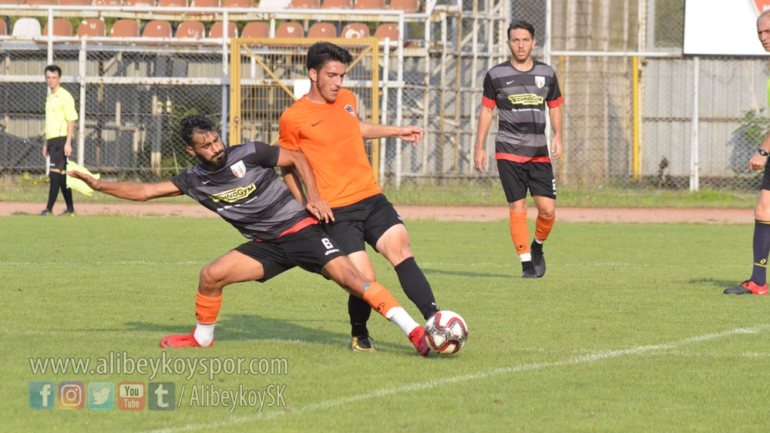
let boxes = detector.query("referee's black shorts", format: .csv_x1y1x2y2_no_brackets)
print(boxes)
46,136,68,171
497,159,556,203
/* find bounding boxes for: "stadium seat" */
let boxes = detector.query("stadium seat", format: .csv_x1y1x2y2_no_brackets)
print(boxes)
275,22,303,38
158,0,187,6
93,0,122,5
241,21,269,38
110,20,140,37
353,0,384,9
42,19,73,37
307,22,336,38
288,0,319,8
11,18,41,37
223,0,251,7
388,0,417,12
0,0,23,4
26,0,58,5
176,21,204,38
125,0,156,5
142,20,172,38
340,23,369,39
59,0,90,5
0,20,6,36
209,21,237,38
190,0,219,7
374,23,398,41
77,19,106,37
321,0,351,9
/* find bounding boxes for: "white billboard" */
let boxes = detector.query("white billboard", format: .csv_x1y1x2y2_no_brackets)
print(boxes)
683,0,770,55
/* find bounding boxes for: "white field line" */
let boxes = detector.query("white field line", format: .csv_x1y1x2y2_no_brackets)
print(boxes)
146,325,770,433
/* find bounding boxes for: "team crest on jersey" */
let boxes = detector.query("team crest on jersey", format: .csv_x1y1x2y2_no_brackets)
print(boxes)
535,76,545,89
344,104,356,117
230,160,246,178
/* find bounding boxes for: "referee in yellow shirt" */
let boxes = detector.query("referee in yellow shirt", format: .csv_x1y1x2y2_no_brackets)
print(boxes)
40,64,78,216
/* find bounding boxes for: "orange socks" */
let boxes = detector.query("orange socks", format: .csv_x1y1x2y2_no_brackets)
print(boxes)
362,282,401,318
535,212,555,242
509,210,530,256
195,291,223,325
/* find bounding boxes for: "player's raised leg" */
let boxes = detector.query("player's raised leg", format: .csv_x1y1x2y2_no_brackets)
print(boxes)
160,250,267,348
376,223,439,320
531,195,555,278
322,256,429,356
725,189,770,295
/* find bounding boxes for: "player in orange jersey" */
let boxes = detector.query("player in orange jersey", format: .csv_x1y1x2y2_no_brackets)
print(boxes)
280,42,441,351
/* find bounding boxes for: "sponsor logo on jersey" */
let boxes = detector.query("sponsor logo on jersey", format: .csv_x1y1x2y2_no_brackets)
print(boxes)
507,94,545,106
209,184,256,203
230,160,246,178
344,104,356,117
753,0,770,15
535,76,545,89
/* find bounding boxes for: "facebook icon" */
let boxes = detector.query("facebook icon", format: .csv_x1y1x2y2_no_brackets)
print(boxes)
148,382,175,411
29,381,55,409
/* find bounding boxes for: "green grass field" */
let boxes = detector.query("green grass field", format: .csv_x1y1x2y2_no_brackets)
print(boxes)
4,216,770,432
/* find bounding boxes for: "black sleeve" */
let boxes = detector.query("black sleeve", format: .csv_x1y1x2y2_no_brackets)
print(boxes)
170,170,189,195
246,141,281,168
482,72,496,101
547,72,562,102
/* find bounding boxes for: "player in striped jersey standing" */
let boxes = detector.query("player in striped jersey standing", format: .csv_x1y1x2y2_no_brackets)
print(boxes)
474,20,564,279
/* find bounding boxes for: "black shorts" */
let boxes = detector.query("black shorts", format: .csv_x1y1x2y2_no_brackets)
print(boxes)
46,136,68,170
321,193,403,254
233,224,345,282
497,159,556,203
762,161,770,191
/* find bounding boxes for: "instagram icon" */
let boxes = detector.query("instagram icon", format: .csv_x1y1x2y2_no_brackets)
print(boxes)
58,381,84,410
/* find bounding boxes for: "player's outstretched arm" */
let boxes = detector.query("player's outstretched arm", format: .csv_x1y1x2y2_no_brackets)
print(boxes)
359,120,423,146
67,170,180,202
275,148,334,222
474,105,494,172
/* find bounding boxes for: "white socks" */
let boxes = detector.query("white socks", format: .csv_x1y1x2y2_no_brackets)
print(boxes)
386,307,421,336
519,253,532,262
194,323,215,347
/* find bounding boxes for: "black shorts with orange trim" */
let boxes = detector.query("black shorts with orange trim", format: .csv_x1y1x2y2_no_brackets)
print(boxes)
497,159,556,203
234,225,345,282
321,193,404,254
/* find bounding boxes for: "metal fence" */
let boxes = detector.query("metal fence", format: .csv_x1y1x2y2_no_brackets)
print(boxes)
2,0,769,192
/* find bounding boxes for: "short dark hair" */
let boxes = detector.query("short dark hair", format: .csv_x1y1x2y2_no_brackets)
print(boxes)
508,20,535,39
180,115,217,146
306,42,353,72
44,64,62,77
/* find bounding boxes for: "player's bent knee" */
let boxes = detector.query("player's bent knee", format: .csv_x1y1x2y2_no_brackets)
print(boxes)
199,264,227,291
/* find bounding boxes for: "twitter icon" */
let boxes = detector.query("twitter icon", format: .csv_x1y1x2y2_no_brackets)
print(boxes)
88,382,115,411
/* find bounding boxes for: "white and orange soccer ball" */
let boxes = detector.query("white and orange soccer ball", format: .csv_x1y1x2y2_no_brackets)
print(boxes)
424,311,468,355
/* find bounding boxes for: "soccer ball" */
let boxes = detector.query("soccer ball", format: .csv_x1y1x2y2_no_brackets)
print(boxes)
424,311,468,355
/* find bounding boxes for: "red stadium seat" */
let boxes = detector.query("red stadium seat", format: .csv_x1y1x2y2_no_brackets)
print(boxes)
288,0,319,8
275,22,303,38
125,0,156,5
43,19,73,37
321,0,350,9
353,0,383,9
12,18,41,37
388,0,417,12
223,0,251,7
340,23,370,39
110,20,140,37
209,21,237,38
176,21,204,38
374,23,398,41
142,20,172,38
0,20,6,36
59,0,90,5
241,21,269,38
158,0,186,5
190,0,219,6
77,19,106,37
307,22,336,38
0,0,23,4
26,0,58,5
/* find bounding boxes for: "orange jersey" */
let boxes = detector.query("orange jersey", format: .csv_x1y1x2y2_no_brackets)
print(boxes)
279,89,382,208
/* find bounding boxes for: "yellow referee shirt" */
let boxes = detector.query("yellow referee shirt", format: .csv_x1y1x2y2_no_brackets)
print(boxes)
45,87,78,140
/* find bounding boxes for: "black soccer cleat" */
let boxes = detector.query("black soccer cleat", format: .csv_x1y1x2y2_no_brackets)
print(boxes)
531,240,546,278
521,261,538,279
351,335,375,352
